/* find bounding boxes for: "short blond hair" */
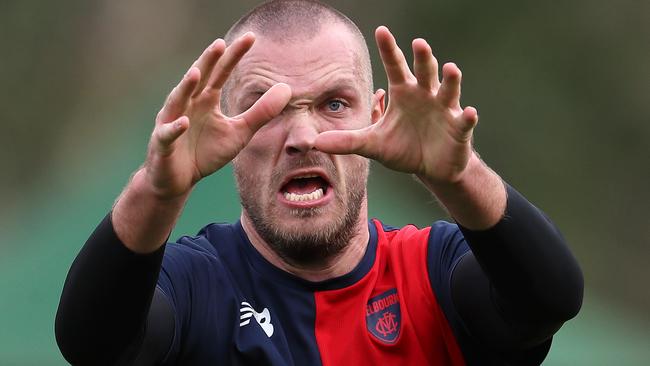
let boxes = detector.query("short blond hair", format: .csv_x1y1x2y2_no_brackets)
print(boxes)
221,0,373,113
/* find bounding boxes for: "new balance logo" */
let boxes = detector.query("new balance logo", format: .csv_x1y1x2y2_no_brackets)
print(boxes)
239,301,274,338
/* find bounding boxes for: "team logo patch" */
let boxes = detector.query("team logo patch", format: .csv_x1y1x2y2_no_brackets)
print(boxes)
366,288,400,343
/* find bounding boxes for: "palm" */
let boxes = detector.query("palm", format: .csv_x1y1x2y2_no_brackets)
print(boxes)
315,27,478,184
181,100,247,178
147,34,290,198
375,85,470,178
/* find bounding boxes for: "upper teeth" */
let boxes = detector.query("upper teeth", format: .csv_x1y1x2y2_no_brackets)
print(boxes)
284,188,324,202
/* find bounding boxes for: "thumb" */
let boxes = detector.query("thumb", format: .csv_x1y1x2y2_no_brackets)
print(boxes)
236,83,291,133
152,116,189,155
314,126,377,159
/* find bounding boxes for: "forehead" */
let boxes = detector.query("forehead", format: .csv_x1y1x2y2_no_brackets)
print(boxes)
231,24,365,93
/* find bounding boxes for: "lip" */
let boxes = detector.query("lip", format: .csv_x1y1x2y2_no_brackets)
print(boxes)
279,168,333,188
277,168,334,209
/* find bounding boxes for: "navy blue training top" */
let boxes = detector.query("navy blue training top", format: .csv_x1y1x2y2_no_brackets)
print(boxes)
55,184,582,365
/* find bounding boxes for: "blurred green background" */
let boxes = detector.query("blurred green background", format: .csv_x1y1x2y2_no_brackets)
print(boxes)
1,0,648,364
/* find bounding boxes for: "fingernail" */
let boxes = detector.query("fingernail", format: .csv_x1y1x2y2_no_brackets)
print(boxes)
175,117,186,129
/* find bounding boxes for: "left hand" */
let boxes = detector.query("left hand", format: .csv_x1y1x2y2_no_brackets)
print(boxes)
314,26,479,186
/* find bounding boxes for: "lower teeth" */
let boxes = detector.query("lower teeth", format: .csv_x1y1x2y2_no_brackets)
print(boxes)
284,188,324,202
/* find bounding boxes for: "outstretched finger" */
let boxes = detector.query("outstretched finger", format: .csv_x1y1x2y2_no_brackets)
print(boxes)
314,127,377,159
158,67,201,123
437,63,462,108
191,39,226,97
376,26,412,85
235,83,292,133
457,106,479,133
207,32,256,91
412,38,439,90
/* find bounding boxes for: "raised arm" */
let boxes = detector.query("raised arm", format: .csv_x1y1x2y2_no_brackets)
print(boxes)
55,33,291,365
115,32,290,253
315,26,504,229
315,25,583,360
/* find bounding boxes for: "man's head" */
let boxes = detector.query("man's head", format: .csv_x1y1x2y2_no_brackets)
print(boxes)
226,0,385,268
222,0,373,104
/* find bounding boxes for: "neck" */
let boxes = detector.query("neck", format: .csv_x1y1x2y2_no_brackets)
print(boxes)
240,208,369,282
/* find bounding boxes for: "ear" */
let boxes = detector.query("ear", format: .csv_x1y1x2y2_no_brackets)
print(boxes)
370,88,386,124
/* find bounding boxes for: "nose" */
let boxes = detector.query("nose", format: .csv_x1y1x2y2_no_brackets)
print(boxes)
283,110,319,156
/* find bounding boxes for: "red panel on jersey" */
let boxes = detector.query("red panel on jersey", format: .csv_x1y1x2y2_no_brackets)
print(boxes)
314,220,465,365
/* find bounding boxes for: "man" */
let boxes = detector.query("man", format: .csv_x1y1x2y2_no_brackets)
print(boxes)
55,1,583,365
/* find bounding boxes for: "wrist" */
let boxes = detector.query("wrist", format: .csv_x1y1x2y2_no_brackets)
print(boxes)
416,151,482,190
134,167,193,203
111,169,190,253
418,152,506,230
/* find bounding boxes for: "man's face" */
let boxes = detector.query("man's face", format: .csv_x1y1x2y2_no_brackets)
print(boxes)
229,24,382,266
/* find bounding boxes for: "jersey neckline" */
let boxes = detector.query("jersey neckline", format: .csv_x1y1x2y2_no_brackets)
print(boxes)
234,219,379,292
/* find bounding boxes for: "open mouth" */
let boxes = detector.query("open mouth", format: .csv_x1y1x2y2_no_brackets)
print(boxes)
280,174,331,203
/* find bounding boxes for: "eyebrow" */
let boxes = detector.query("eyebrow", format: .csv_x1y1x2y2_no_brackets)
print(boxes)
319,84,360,101
240,77,361,100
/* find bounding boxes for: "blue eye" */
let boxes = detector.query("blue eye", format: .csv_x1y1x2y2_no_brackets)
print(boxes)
327,100,344,112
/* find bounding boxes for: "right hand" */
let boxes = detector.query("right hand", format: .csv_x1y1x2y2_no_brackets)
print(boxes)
145,32,291,199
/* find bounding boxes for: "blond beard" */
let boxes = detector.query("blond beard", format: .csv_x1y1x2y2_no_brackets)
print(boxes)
234,154,369,268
